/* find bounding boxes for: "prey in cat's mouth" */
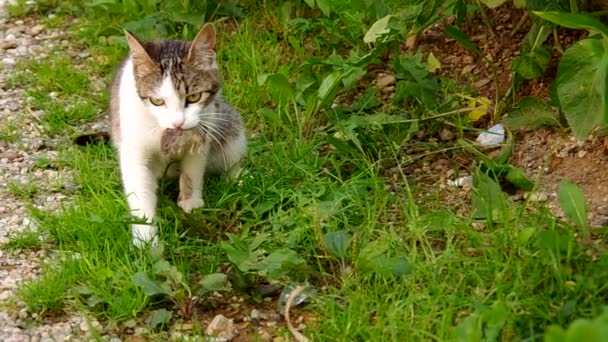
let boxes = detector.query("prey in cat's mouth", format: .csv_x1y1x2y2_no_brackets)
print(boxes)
109,23,246,248
160,128,205,156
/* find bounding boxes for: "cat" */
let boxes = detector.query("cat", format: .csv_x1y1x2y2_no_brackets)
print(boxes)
109,23,246,247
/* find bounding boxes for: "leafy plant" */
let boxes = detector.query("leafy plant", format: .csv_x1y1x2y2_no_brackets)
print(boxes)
219,232,307,294
535,11,608,139
544,308,608,341
558,180,589,237
131,245,230,319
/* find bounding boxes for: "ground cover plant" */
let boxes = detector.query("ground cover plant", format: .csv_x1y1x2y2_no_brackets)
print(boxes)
2,0,608,340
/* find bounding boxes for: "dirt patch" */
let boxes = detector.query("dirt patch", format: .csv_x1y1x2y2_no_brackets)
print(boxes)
512,129,608,226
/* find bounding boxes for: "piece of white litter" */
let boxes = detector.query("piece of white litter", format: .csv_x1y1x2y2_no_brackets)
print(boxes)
448,175,473,187
476,123,505,147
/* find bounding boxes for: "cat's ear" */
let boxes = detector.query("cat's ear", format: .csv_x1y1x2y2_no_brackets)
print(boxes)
124,30,155,67
187,23,216,61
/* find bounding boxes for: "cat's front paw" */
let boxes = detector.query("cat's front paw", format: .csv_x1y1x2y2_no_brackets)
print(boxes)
178,197,204,213
132,224,158,248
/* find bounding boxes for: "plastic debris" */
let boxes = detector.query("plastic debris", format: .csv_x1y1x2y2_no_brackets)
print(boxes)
278,283,316,314
448,176,473,187
476,123,505,147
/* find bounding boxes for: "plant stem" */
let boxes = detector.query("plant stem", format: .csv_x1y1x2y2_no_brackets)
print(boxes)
553,28,564,54
475,0,497,38
509,12,528,38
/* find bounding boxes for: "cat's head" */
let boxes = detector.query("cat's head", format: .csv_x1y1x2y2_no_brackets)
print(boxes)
124,23,220,130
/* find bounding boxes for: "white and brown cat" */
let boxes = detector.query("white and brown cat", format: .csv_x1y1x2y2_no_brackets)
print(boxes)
109,23,246,247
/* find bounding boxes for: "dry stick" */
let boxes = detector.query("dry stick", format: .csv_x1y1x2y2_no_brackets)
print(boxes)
475,0,496,38
284,286,311,342
509,12,528,38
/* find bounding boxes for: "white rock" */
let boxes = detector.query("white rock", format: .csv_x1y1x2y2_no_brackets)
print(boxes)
205,314,236,342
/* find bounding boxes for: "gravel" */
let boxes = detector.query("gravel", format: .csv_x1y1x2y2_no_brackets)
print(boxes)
0,3,112,341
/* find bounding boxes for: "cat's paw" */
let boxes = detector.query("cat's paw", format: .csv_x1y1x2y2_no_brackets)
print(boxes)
132,224,158,248
178,197,204,213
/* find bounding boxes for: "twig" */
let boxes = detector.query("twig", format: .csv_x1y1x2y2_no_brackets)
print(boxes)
475,0,496,38
284,286,310,342
509,12,528,38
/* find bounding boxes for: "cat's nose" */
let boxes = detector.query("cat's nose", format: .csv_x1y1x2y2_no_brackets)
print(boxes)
172,119,184,129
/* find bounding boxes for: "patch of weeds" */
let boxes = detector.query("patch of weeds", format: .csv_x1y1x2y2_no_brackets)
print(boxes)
8,179,39,200
19,260,79,315
131,244,230,320
3,229,42,251
0,120,19,143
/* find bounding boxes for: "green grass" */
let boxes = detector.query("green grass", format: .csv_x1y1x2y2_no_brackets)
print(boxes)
3,0,608,340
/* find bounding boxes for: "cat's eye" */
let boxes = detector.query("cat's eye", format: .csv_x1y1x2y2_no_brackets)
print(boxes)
186,92,203,104
149,98,165,106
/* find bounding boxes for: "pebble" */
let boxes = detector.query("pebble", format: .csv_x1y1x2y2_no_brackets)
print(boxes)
30,24,44,36
205,315,236,341
376,74,396,89
0,9,108,342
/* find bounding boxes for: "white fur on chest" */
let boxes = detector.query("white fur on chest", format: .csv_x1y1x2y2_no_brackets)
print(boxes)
118,58,164,157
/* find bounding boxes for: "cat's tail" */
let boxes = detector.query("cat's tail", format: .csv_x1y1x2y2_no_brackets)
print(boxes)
74,131,111,146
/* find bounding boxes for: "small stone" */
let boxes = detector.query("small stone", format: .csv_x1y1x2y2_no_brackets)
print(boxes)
473,78,491,88
205,314,236,341
0,151,19,161
0,290,12,301
30,24,45,36
2,57,16,65
258,329,272,342
0,41,17,50
463,56,475,64
439,128,455,141
176,323,193,331
461,64,475,75
123,319,138,328
376,75,396,89
250,309,261,321
525,192,548,202
577,150,588,158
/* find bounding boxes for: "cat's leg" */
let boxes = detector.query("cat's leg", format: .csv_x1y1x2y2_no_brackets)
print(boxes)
177,151,207,213
120,150,159,247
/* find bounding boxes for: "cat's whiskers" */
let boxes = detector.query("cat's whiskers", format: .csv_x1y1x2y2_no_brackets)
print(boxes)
195,125,229,169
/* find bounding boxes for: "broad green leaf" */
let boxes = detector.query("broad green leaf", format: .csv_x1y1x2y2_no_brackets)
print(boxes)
563,320,601,341
318,71,343,105
265,73,294,105
132,272,170,296
472,169,507,221
505,97,560,130
258,248,306,279
554,36,608,139
504,165,535,191
544,326,567,342
558,181,588,230
444,25,483,57
534,11,608,37
363,15,392,44
199,273,229,292
512,46,552,79
513,0,526,8
517,227,536,245
315,0,331,16
479,0,508,8
148,309,172,328
357,254,412,277
303,0,315,8
323,230,352,259
341,67,366,90
427,52,441,73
